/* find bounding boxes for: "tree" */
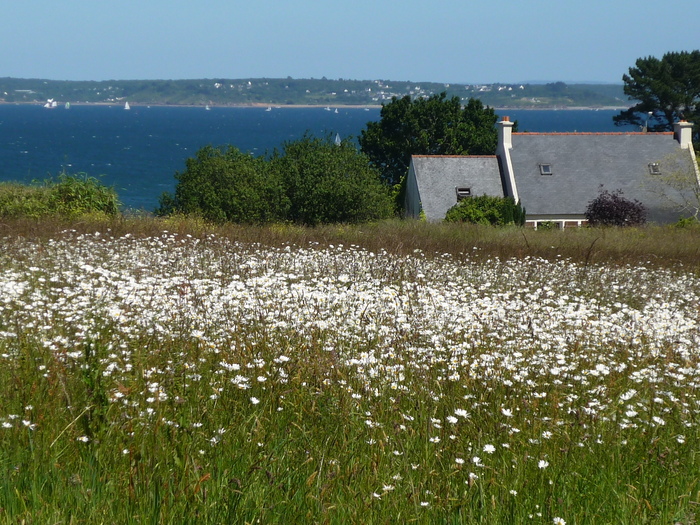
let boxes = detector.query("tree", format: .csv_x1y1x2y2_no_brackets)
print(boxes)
584,187,646,227
272,134,393,225
156,145,289,224
157,136,393,226
613,50,700,139
444,195,525,226
359,93,501,187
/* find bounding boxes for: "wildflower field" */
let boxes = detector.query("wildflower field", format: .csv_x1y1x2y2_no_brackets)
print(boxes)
1,222,700,523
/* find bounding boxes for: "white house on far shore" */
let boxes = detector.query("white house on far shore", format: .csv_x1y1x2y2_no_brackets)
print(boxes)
405,118,699,227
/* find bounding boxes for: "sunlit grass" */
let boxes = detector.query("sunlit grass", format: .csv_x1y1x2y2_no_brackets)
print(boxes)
1,220,699,523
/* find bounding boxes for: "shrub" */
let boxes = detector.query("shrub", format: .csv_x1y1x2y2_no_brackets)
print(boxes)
0,173,120,219
272,135,393,225
444,195,526,226
674,216,699,228
585,188,646,227
49,173,120,218
159,136,394,226
157,145,289,224
0,183,53,219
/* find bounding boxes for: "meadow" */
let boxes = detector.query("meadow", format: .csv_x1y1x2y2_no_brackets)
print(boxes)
1,217,700,524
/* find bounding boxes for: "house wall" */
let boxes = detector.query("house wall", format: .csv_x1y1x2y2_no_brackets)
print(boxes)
405,163,422,219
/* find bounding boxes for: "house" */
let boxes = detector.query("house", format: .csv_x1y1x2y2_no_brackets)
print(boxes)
405,118,699,226
404,156,503,220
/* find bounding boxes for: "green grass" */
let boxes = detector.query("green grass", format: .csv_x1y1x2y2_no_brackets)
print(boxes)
0,219,699,523
0,173,120,220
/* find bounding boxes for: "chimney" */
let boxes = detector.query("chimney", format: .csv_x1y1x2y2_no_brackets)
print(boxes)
498,116,515,149
496,116,519,203
674,120,693,148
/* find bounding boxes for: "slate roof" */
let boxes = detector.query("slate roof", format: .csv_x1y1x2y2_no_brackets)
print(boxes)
509,132,697,223
407,155,504,221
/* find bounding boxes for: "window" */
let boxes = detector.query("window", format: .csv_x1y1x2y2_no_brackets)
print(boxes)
539,163,553,176
455,187,471,200
648,162,661,175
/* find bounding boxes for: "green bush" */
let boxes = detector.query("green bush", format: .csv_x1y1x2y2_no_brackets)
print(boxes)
674,216,699,228
0,173,120,219
272,135,393,225
50,173,120,217
159,136,394,226
444,195,526,226
157,145,289,224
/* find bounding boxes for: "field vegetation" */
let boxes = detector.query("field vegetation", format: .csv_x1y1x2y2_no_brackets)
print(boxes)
1,215,700,523
0,173,120,220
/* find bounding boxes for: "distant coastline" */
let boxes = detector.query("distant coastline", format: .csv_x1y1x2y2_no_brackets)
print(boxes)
0,77,631,110
0,100,631,111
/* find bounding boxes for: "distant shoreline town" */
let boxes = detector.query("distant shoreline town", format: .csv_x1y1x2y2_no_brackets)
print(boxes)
0,100,631,111
0,77,632,110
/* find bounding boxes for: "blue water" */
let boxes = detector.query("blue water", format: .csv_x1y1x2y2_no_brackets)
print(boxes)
0,105,635,211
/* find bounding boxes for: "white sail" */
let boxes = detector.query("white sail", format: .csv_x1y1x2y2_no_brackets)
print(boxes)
124,101,130,110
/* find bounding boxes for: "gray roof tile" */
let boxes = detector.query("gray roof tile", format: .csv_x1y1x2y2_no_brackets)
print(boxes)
408,156,504,221
510,132,697,222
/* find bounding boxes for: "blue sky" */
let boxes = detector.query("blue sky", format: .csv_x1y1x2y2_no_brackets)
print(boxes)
3,0,698,84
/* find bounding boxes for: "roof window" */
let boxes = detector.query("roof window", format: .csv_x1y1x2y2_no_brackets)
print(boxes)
648,162,661,175
539,163,553,176
455,187,472,200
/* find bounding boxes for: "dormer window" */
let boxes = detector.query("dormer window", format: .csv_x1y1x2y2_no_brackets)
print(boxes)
539,163,553,176
455,187,471,200
648,162,661,175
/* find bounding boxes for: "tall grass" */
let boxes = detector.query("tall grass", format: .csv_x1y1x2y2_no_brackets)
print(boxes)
2,216,699,269
0,220,699,523
0,173,120,220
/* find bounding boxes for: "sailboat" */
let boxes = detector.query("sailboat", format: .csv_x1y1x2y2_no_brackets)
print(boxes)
334,133,342,146
205,104,211,111
265,106,272,112
124,101,131,110
44,98,57,109
65,102,71,109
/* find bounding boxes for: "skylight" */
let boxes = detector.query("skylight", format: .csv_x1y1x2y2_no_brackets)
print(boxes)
648,162,661,175
455,187,472,200
539,164,553,176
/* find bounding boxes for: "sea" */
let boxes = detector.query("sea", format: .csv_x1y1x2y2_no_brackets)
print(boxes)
0,104,637,211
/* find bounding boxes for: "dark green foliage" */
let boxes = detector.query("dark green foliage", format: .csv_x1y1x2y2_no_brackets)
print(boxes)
158,136,393,225
157,145,289,224
359,93,500,187
614,50,700,141
585,188,647,227
444,195,526,226
272,135,393,225
0,173,120,219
